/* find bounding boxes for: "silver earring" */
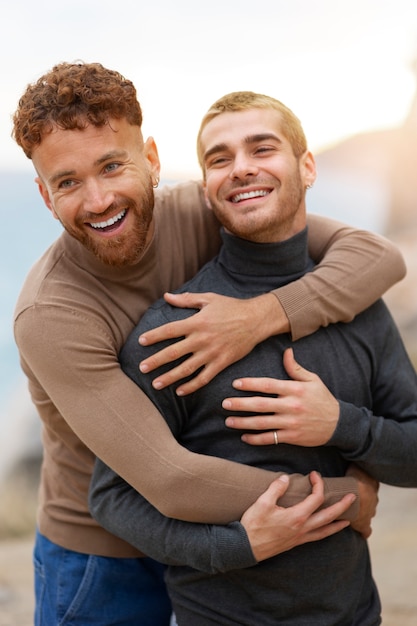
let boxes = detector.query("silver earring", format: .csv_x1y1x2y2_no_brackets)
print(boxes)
152,177,160,189
306,183,313,190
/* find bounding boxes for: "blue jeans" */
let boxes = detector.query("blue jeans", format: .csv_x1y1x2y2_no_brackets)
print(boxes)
33,530,172,625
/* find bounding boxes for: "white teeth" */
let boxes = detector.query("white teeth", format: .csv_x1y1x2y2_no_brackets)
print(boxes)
90,209,126,229
231,190,269,203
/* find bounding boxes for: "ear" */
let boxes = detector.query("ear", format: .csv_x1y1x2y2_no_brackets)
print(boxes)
300,151,317,189
143,137,161,183
35,176,59,220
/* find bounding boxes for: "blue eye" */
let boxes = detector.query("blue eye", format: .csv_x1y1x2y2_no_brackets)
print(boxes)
59,179,75,189
105,162,120,173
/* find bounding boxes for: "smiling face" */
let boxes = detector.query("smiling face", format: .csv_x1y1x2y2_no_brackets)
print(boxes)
32,117,160,267
200,108,316,243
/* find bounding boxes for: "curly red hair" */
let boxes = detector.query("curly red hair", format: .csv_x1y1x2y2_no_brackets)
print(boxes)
12,62,142,158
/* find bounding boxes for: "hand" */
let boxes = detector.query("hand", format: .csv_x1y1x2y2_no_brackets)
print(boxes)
241,471,354,562
139,291,289,395
346,464,379,539
224,347,339,447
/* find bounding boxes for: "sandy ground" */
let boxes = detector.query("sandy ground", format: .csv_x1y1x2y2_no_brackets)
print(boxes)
0,484,416,625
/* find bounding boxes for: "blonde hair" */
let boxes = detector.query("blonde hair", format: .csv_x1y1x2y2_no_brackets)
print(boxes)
196,91,307,170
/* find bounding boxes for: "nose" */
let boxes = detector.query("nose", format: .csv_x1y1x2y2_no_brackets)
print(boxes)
83,178,115,214
229,153,259,180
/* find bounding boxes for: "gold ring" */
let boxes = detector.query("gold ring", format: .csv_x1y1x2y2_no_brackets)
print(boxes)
273,430,279,445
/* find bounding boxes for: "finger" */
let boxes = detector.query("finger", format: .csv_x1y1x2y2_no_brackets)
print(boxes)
283,347,315,383
224,414,272,430
231,376,285,396
139,318,197,347
140,347,185,375
152,351,238,396
309,493,357,527
222,395,281,415
255,474,291,506
356,525,372,540
163,291,210,309
138,324,186,348
146,353,205,390
225,415,283,431
175,359,230,396
304,470,324,502
303,519,351,544
240,431,285,446
295,473,354,521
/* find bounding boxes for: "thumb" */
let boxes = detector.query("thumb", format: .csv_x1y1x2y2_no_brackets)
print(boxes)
283,347,313,382
265,474,290,505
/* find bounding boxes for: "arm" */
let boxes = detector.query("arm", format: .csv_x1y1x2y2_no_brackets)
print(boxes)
14,305,357,524
90,463,354,573
284,214,407,340
15,305,278,523
138,215,405,394
329,312,417,487
224,318,417,487
345,464,379,539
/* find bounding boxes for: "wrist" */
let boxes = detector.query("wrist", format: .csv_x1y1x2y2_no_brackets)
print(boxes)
254,293,290,339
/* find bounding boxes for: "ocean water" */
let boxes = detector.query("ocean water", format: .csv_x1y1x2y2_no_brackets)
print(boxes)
0,170,62,435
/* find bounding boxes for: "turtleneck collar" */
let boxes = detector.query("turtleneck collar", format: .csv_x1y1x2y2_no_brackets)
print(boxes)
218,227,314,283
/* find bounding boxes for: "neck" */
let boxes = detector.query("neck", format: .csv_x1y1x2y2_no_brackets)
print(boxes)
218,227,313,281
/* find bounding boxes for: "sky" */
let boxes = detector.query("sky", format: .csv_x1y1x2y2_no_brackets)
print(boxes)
1,0,417,180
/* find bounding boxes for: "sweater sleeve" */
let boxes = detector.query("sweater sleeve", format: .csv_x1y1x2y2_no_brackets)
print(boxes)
90,460,257,573
328,302,417,487
274,214,406,341
89,460,358,573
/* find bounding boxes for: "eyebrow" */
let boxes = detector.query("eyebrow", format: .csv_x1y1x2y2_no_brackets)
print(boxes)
49,169,77,185
49,150,129,185
203,133,282,162
95,150,128,165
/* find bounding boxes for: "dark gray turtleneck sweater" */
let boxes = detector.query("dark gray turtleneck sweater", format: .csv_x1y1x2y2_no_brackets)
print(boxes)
91,228,417,626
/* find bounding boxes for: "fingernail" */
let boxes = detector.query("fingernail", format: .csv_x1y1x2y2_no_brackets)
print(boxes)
139,363,149,373
232,380,242,388
153,380,163,389
222,400,232,409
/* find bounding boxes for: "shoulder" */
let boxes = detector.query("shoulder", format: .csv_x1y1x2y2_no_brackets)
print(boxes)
154,180,204,211
14,233,116,336
14,235,66,318
154,180,218,229
332,299,402,353
153,181,222,270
